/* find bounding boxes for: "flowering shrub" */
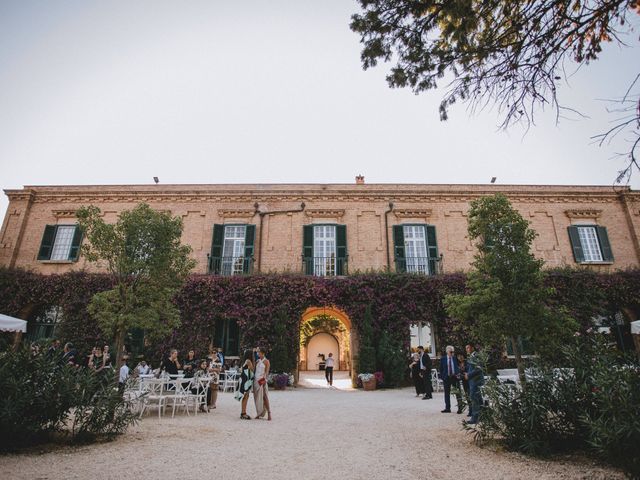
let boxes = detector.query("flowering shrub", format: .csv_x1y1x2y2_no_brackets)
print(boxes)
374,371,384,386
267,372,293,388
358,373,375,382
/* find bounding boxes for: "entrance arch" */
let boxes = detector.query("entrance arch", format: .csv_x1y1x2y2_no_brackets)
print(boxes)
299,306,356,385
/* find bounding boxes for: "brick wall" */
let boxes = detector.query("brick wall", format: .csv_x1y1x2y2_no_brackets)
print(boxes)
1,183,639,274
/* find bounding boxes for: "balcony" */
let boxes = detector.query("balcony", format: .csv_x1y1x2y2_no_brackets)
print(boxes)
302,256,348,276
208,256,254,275
394,256,442,275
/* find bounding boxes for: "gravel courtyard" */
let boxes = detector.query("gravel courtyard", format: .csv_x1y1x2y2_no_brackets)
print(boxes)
1,373,623,480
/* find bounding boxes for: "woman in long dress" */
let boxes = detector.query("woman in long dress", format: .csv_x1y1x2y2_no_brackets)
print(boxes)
253,347,272,421
239,349,254,420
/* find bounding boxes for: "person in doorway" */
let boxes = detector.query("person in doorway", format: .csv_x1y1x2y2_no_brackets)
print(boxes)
417,345,432,399
239,349,254,420
253,347,272,420
409,352,424,397
439,345,463,414
325,352,335,386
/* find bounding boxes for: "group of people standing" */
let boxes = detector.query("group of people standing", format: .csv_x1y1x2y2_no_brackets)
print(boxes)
238,347,272,421
410,344,484,424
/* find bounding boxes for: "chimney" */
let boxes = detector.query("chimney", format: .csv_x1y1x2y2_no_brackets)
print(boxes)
355,175,365,185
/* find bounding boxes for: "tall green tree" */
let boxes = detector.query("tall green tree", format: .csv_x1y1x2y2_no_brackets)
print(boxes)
444,194,575,382
76,203,196,372
350,1,640,180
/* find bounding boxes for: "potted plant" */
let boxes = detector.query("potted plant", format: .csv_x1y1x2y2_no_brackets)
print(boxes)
359,372,377,390
268,372,291,390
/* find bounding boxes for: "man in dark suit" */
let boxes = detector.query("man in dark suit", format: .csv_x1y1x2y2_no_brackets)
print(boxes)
439,345,463,414
464,343,485,424
417,345,432,399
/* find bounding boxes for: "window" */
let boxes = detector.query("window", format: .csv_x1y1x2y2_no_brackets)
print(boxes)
567,225,613,263
214,318,240,357
393,224,439,274
222,225,247,276
313,225,336,276
210,224,255,275
26,306,62,342
506,336,535,357
403,225,428,274
302,224,347,276
37,225,83,262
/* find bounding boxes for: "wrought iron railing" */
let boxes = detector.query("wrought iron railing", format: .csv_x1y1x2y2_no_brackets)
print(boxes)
302,256,348,276
208,256,254,275
394,256,442,275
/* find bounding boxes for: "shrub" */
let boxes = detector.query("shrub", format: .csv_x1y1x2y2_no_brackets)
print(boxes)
472,333,640,478
0,345,136,450
358,306,376,374
376,331,406,387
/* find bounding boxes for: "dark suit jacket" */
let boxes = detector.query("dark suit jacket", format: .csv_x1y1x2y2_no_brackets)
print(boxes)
439,355,460,380
419,352,431,371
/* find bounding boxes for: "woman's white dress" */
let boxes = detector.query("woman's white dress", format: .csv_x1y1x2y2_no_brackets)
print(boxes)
253,357,269,416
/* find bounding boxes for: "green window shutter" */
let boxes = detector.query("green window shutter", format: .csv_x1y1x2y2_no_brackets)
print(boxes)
68,226,83,261
392,225,405,272
303,225,314,258
243,225,256,273
37,225,57,260
210,224,224,273
596,226,613,262
303,225,314,275
567,226,585,263
336,225,347,275
426,225,439,275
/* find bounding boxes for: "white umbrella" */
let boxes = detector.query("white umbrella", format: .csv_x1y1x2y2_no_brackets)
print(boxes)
0,313,27,333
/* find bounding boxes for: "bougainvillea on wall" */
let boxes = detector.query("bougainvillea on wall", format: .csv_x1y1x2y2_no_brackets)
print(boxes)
1,267,638,371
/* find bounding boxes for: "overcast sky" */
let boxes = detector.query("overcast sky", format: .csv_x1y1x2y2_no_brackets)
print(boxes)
1,1,638,219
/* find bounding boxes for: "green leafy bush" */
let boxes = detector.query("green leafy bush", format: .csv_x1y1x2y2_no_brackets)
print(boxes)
358,306,376,374
0,346,136,450
473,333,640,478
376,331,406,387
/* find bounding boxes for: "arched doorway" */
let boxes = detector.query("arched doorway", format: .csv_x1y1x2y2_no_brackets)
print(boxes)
298,306,356,387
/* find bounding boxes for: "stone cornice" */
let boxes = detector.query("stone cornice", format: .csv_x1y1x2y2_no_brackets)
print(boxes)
305,209,345,218
565,209,603,219
3,185,635,206
393,209,432,218
218,209,256,218
52,209,77,218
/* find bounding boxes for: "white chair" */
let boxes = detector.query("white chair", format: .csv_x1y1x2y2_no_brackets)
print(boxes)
194,376,211,410
138,378,167,419
168,378,198,417
431,369,443,392
223,370,239,392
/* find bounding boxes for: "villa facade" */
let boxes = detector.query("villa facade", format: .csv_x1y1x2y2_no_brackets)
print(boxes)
2,180,639,276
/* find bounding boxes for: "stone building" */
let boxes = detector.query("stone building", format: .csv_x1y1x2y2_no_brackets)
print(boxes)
1,179,639,367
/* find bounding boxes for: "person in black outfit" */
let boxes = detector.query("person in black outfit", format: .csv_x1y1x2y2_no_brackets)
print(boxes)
162,349,181,375
417,345,432,399
409,352,424,397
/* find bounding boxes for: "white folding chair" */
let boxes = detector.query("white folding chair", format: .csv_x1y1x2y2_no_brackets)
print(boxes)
169,378,197,417
223,371,239,392
194,376,211,410
138,378,167,419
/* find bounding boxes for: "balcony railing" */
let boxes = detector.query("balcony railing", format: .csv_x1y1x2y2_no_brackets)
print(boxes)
302,256,348,276
394,256,442,275
208,256,254,275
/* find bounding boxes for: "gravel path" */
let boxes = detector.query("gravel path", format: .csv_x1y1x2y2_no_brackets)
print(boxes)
1,372,623,480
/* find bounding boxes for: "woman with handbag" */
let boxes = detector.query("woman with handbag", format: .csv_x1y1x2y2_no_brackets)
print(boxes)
238,349,254,420
253,347,272,421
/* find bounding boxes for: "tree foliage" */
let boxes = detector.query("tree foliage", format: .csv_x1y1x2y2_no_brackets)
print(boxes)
76,203,196,371
350,1,640,178
444,194,576,381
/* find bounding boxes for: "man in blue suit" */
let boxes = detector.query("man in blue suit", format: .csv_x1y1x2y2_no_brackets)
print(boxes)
439,345,463,414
